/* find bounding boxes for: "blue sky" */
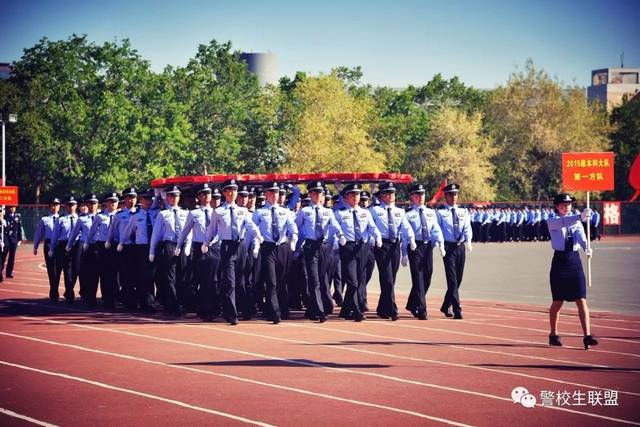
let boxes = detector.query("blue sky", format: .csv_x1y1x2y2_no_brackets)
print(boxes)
1,0,638,88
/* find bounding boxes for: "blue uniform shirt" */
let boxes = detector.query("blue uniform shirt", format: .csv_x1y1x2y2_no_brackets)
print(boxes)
66,213,95,249
50,214,79,249
437,204,472,243
368,202,414,243
333,205,381,243
405,204,444,247
107,208,136,245
548,214,588,252
295,203,342,242
204,203,261,244
33,214,59,250
87,210,118,243
178,206,214,246
150,206,191,256
124,208,160,245
252,202,298,244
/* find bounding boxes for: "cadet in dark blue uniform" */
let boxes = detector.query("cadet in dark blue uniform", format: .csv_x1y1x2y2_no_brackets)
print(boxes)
547,193,598,349
33,198,62,299
437,183,472,319
3,206,25,279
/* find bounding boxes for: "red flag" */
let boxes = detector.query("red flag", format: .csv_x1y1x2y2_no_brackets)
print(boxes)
428,179,447,205
629,153,640,202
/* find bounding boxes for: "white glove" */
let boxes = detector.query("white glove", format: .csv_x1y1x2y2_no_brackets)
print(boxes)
409,239,417,251
116,243,124,253
48,250,54,258
173,247,181,257
401,255,408,267
252,245,260,259
148,254,155,263
82,242,89,251
581,209,592,222
33,247,38,256
104,241,111,249
16,241,21,247
201,243,209,254
439,245,446,258
65,245,71,253
256,234,265,244
289,240,297,252
184,244,191,257
585,248,593,257
465,242,473,252
339,236,347,246
376,238,382,248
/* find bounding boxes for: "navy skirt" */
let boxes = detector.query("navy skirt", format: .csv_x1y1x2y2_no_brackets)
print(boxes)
549,251,587,302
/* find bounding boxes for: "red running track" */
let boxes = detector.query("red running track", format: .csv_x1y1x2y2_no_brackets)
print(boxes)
0,245,639,426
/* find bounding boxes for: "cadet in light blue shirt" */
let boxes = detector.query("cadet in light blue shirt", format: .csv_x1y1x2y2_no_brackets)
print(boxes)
66,193,99,303
32,197,61,301
436,183,472,319
546,193,597,350
49,196,80,303
369,181,415,320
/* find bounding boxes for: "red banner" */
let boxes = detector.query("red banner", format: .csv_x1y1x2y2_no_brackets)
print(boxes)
0,186,19,205
562,152,615,192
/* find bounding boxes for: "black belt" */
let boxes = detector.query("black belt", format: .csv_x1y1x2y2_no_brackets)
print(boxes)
262,241,286,246
381,238,398,244
444,241,463,246
221,239,243,243
304,239,324,245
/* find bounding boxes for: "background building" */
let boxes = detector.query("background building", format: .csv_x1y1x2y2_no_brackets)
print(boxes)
0,63,14,79
240,52,278,86
587,67,640,111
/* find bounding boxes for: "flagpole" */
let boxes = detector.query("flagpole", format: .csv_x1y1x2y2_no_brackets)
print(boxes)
586,191,592,287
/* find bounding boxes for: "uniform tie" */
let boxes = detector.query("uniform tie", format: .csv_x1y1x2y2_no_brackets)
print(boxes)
70,216,75,233
146,211,152,243
314,206,323,240
204,208,210,229
352,209,361,241
451,207,460,241
271,206,280,242
173,208,181,237
229,206,239,241
419,207,429,241
387,207,397,241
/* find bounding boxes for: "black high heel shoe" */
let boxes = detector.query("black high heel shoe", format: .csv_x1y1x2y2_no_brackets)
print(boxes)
549,334,562,346
583,335,598,350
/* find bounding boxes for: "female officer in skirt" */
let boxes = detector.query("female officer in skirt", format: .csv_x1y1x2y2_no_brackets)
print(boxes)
547,193,598,349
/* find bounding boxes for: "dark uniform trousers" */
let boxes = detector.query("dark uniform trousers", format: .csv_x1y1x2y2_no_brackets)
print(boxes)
442,242,466,312
338,240,366,319
406,241,434,316
119,244,139,309
134,244,156,309
303,239,328,317
4,241,18,277
155,241,189,314
77,241,96,301
54,241,79,301
320,242,335,315
374,239,401,317
259,242,290,321
243,242,259,316
286,254,305,310
331,253,343,306
361,245,375,311
43,241,60,300
191,242,216,317
96,242,119,308
219,240,245,322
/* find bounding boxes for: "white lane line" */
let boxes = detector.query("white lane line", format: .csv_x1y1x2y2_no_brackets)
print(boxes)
0,330,473,427
465,304,640,325
0,359,275,427
4,302,640,425
0,407,59,427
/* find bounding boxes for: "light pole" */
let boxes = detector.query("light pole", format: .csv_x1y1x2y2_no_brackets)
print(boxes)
0,113,17,250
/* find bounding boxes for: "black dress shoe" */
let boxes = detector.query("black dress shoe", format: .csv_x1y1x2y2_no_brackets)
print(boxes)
318,314,327,323
549,334,562,346
377,313,390,319
228,318,238,325
6,274,13,278
440,307,453,318
417,312,427,320
391,314,400,321
453,311,463,320
583,335,598,349
354,312,365,322
273,316,281,324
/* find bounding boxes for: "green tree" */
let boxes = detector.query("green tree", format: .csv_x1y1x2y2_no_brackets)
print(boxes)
609,94,640,200
406,107,496,201
485,60,611,201
280,74,385,173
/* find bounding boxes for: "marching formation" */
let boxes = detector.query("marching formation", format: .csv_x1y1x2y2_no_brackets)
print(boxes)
31,180,473,325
